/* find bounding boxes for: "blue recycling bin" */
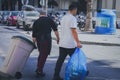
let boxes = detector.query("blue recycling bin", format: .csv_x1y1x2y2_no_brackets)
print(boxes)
95,9,116,34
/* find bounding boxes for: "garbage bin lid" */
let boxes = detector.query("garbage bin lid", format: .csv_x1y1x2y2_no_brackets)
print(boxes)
12,36,35,47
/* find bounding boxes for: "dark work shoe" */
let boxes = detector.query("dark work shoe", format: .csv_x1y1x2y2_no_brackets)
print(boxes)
35,70,45,77
53,76,63,80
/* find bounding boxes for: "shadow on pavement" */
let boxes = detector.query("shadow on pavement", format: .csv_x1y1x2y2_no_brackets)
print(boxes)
0,56,120,80
87,60,120,80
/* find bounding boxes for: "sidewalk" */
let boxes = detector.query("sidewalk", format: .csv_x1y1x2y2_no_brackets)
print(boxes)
52,28,120,46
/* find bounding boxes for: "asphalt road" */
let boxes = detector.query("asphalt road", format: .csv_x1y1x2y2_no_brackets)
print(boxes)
0,25,120,80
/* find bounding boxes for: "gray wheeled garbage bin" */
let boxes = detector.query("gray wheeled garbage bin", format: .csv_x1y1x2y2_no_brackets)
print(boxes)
0,36,35,79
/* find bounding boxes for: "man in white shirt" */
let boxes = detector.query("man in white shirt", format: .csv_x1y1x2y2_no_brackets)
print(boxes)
53,4,82,80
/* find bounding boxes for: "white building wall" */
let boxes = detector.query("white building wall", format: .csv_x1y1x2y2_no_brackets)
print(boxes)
57,0,119,10
102,0,120,18
116,0,120,11
102,0,113,9
116,0,120,18
0,0,1,10
92,0,120,18
56,0,71,9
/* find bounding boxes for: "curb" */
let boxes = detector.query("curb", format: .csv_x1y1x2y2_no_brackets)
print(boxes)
52,37,120,46
81,41,120,46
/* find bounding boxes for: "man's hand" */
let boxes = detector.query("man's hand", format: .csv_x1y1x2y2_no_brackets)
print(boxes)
32,37,37,43
77,41,82,48
57,38,60,44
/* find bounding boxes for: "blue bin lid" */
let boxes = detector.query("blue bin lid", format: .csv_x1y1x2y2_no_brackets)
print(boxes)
12,36,35,47
100,9,116,16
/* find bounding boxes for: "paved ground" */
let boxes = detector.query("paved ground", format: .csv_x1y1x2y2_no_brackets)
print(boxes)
0,25,120,80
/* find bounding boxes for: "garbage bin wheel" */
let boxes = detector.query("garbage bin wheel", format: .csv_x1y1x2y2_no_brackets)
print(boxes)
15,72,22,79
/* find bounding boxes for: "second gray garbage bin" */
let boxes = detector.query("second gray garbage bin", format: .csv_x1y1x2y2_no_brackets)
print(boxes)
0,36,35,79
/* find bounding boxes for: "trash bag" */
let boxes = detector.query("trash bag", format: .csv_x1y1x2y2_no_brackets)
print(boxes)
65,48,87,80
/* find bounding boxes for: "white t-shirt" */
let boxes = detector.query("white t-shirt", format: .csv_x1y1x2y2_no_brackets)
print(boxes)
59,13,77,48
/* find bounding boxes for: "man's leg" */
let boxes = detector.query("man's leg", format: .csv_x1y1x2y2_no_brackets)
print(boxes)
37,40,51,76
68,48,76,57
37,51,48,73
53,47,68,80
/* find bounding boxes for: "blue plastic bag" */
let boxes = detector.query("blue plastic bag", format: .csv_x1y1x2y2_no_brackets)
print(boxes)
65,48,87,80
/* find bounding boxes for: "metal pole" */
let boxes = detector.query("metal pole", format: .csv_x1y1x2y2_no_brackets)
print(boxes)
112,0,116,9
46,0,48,16
97,0,102,12
0,0,1,10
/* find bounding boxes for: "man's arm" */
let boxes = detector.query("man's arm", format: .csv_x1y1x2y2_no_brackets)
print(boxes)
32,21,37,43
54,31,60,44
49,18,60,44
71,28,82,48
